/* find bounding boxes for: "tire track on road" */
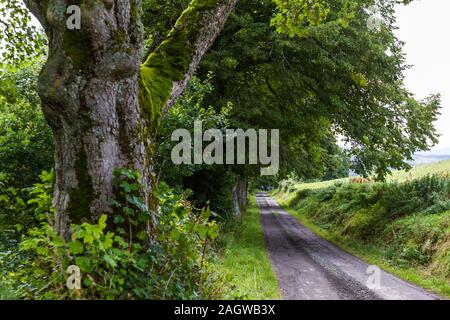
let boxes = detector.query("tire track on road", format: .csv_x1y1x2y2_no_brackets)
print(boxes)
257,193,439,300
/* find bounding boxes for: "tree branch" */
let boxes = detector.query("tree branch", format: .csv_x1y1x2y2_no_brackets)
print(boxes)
140,0,238,126
23,0,46,28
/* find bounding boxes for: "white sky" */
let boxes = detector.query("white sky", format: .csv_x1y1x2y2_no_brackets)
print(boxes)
395,0,450,150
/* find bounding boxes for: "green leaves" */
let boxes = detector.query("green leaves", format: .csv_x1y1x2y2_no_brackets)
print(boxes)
195,0,439,181
102,254,117,268
119,181,139,193
271,0,360,37
98,214,107,231
8,169,223,299
0,0,47,64
71,215,110,247
68,241,84,255
75,256,92,272
0,62,54,190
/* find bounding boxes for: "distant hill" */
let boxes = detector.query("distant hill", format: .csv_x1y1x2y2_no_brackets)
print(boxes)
389,159,450,182
287,159,450,192
410,148,450,166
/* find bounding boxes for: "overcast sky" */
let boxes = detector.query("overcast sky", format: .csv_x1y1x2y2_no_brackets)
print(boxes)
395,0,450,150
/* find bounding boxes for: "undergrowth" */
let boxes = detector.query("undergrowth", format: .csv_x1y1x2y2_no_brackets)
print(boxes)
0,169,224,299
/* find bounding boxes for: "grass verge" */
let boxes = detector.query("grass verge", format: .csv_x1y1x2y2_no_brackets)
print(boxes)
275,195,450,299
217,195,281,300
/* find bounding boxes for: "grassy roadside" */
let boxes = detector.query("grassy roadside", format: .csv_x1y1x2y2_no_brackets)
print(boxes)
274,194,450,299
217,195,281,300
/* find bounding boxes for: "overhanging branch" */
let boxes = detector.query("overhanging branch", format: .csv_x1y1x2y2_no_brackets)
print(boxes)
140,0,238,127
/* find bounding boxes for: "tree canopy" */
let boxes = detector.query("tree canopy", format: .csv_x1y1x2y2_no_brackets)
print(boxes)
143,0,440,182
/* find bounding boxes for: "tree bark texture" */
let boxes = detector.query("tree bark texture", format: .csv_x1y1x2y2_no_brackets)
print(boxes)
24,0,237,238
232,178,247,216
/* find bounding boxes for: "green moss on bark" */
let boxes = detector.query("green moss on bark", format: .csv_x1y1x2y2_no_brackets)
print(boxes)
63,30,92,69
139,0,219,132
67,148,94,223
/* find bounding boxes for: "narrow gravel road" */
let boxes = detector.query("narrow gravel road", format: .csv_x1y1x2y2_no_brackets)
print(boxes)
257,193,440,300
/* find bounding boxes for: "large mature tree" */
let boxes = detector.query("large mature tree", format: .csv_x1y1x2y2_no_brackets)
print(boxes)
17,0,237,238
4,0,435,238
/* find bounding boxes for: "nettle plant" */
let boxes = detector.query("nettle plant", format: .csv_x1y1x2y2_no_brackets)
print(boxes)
16,168,221,299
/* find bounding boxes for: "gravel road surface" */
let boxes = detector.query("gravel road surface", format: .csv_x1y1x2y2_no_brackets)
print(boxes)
257,193,440,300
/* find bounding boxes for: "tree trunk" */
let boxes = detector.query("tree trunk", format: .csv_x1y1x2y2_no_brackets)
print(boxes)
237,178,248,208
232,183,240,217
25,1,148,238
25,0,237,238
232,178,248,216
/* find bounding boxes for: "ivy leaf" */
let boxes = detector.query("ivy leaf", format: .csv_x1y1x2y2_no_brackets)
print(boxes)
98,214,107,231
103,232,114,250
103,254,117,268
82,234,94,245
68,240,84,255
75,256,92,272
114,215,124,224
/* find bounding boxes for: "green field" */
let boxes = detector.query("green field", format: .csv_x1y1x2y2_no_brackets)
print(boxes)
217,196,281,300
277,159,450,203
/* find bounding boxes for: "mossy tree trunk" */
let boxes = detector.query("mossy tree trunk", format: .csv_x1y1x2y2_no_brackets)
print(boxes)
25,0,237,239
237,178,248,208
